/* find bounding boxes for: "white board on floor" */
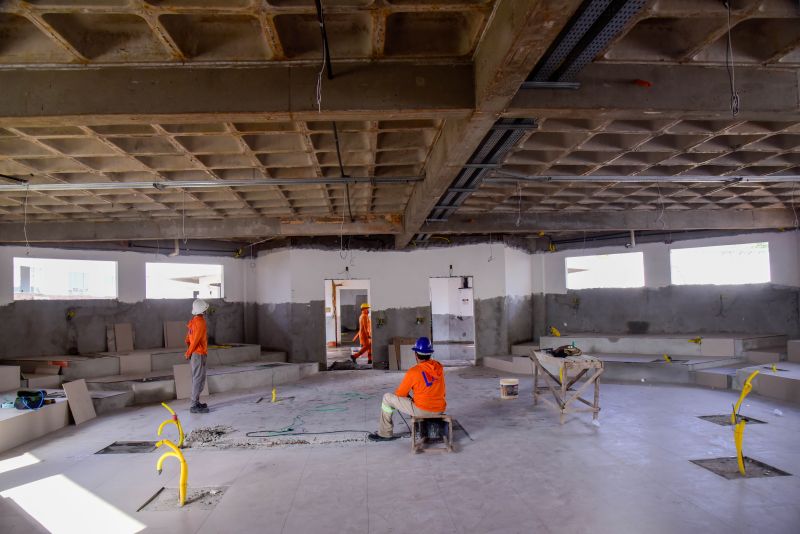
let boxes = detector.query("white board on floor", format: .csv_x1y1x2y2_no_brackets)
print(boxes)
63,379,96,425
0,365,20,392
173,363,209,400
164,321,186,349
119,352,152,375
114,323,134,353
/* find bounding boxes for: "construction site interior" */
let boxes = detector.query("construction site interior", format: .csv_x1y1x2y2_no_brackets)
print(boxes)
1,0,800,533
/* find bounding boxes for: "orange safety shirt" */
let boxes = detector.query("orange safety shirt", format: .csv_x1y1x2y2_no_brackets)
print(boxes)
353,310,372,344
185,315,208,358
395,359,446,413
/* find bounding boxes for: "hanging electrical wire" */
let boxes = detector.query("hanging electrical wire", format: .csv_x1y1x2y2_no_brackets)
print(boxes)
23,183,30,256
313,0,334,112
332,121,354,222
723,1,740,117
516,181,523,227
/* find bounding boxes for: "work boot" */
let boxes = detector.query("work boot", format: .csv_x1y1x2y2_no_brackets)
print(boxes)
351,356,358,365
367,432,398,442
190,403,209,414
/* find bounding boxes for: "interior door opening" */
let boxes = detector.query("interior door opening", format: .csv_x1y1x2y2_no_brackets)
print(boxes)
324,279,370,367
429,276,476,366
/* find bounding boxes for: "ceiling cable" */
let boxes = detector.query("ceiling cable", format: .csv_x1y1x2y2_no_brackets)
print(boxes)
516,181,523,227
22,184,30,256
313,0,333,112
181,190,187,244
332,121,354,222
723,1,741,117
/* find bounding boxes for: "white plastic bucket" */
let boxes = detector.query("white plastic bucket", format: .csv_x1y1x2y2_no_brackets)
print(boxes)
500,378,519,400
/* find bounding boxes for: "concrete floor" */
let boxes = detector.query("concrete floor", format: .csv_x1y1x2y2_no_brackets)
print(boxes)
1,369,799,534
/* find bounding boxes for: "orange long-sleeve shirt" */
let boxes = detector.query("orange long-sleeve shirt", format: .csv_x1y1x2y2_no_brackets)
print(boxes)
395,359,446,413
185,315,208,358
353,310,372,343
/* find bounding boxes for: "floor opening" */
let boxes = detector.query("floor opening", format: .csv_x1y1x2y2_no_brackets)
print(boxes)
690,457,791,479
697,415,766,426
138,487,228,512
95,441,157,454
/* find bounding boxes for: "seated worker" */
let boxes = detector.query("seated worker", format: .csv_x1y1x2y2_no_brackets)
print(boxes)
369,337,446,441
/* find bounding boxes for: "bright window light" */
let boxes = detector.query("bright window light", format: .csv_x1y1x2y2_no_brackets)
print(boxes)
13,258,117,300
671,242,770,285
565,252,645,289
1,474,145,534
0,452,40,475
146,262,223,299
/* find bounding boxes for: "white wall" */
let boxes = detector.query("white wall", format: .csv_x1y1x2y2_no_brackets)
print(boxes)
537,230,800,295
0,245,246,305
258,244,511,307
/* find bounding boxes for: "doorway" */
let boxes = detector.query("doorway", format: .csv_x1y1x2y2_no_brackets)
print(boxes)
324,279,370,366
429,276,476,366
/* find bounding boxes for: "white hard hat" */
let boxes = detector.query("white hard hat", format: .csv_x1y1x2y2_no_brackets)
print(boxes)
192,299,209,315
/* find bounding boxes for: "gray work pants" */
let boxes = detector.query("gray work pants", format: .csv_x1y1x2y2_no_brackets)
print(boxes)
379,392,442,438
190,353,207,405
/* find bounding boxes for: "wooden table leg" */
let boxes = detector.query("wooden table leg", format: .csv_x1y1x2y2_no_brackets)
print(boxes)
593,369,601,420
560,364,568,424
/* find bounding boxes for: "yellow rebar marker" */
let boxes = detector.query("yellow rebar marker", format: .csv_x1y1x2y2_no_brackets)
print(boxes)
157,402,184,448
156,439,188,507
731,370,760,424
559,366,564,385
550,326,561,337
734,418,747,476
272,387,277,403
663,354,671,363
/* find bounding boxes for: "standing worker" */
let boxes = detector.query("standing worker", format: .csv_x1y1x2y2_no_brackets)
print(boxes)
185,298,210,414
369,337,446,441
351,302,372,365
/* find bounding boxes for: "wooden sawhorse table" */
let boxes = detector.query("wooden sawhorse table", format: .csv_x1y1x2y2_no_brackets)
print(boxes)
530,351,604,424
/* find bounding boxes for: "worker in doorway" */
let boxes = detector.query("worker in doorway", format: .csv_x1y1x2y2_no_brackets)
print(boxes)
351,302,372,365
186,298,210,414
369,337,446,441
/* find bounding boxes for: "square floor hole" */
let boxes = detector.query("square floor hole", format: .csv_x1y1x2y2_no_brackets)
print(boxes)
96,441,157,454
138,486,227,512
690,457,791,479
698,415,766,426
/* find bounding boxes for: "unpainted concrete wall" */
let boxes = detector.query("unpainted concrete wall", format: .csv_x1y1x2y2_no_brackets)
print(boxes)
545,285,800,337
0,299,244,359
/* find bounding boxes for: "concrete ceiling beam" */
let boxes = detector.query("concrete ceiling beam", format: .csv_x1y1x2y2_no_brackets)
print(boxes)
0,215,402,243
421,210,798,234
0,63,473,124
508,63,800,120
395,0,585,249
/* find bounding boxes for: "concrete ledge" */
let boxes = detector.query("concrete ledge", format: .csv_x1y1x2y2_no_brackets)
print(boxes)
734,363,800,404
787,340,800,363
86,361,317,407
540,334,786,358
0,391,69,455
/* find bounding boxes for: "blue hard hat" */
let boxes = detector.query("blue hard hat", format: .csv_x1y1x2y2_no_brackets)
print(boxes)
412,336,434,355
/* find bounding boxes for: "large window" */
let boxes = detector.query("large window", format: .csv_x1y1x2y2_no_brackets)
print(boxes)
671,242,770,285
13,258,117,300
565,252,645,289
146,263,223,299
